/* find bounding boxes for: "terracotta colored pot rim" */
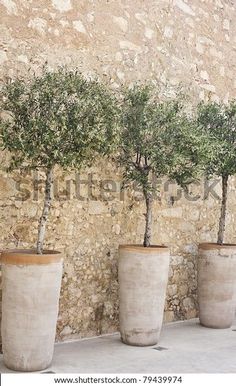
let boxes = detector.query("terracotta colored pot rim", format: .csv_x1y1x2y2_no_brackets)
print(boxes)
119,244,169,253
1,249,62,265
199,243,236,250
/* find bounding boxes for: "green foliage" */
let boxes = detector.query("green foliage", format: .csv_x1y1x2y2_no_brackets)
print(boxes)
196,100,236,178
0,68,119,171
119,84,203,194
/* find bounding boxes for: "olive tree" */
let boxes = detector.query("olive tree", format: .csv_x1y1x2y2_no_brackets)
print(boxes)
196,100,236,244
0,68,119,253
119,85,203,247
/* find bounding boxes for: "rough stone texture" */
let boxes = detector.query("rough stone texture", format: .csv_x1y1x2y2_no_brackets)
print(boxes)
0,0,236,342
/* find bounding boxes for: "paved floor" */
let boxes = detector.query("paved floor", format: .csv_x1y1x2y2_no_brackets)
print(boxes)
1,319,236,373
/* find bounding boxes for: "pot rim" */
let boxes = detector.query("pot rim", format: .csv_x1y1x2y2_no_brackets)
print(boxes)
199,243,236,250
1,249,62,265
119,244,169,253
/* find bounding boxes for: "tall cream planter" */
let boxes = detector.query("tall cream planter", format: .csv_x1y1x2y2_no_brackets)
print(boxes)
1,250,63,372
198,243,236,329
119,245,170,346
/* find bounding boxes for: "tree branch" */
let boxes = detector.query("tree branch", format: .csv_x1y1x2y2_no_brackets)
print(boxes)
143,189,153,247
217,174,228,244
37,167,54,254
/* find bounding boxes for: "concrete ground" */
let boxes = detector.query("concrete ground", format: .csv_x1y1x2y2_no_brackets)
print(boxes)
1,319,236,373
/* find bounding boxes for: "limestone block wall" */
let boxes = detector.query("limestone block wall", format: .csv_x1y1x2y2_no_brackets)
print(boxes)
0,0,236,342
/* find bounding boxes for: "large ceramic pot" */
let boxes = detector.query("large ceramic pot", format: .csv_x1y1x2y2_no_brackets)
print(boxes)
119,245,170,346
198,243,236,329
1,249,63,372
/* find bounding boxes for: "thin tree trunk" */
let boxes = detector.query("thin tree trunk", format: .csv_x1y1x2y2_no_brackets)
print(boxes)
37,167,54,254
143,191,153,247
217,175,228,245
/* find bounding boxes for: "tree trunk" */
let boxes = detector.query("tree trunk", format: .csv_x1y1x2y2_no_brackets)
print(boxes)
37,168,54,254
217,175,228,245
143,191,153,247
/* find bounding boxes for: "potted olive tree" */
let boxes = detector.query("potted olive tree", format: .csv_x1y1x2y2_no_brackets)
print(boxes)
118,85,202,346
0,68,119,371
196,100,236,329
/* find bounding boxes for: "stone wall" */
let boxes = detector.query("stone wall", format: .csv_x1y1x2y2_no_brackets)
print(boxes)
0,0,236,341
